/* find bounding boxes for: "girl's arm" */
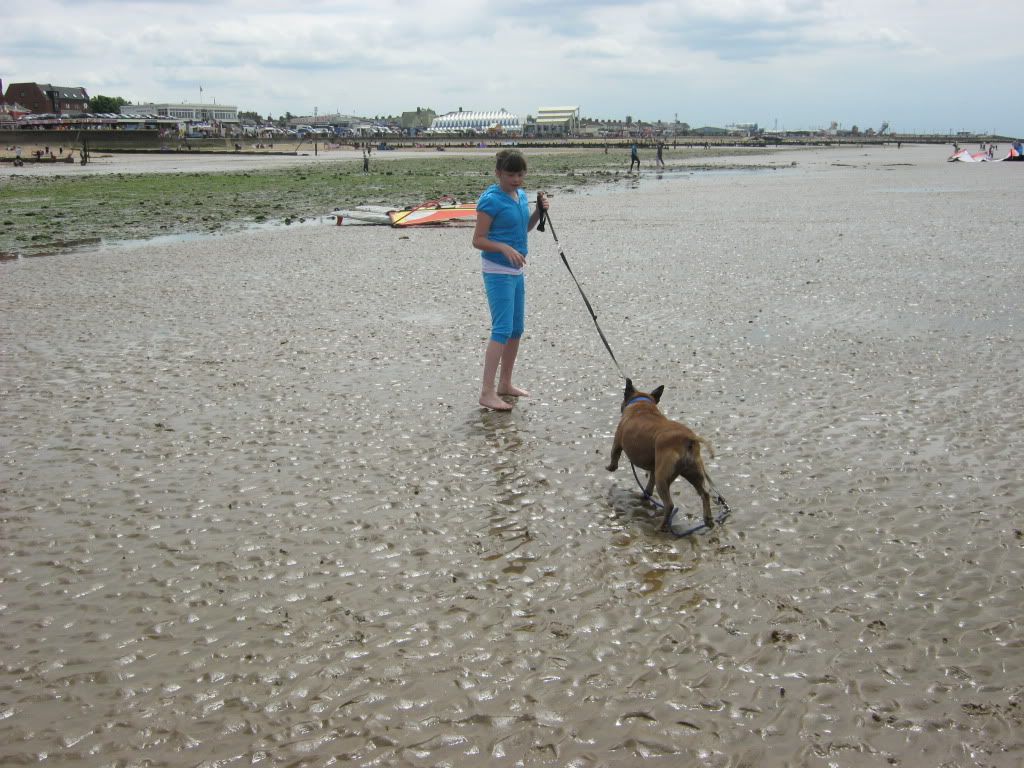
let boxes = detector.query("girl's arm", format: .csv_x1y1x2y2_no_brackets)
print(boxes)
472,212,525,267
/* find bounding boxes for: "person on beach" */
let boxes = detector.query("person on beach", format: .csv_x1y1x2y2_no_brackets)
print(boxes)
629,142,640,172
656,141,665,169
473,149,549,411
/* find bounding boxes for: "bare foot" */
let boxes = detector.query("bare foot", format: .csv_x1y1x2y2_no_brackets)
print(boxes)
479,393,513,411
497,385,530,397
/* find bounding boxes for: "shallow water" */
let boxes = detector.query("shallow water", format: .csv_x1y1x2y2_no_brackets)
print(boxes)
1,145,1022,767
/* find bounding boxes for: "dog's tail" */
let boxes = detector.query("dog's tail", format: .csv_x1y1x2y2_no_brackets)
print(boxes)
693,435,715,461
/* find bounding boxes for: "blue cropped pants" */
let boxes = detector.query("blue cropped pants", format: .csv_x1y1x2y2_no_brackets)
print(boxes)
483,272,525,344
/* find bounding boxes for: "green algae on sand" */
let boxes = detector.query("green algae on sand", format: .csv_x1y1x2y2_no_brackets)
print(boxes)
0,148,773,256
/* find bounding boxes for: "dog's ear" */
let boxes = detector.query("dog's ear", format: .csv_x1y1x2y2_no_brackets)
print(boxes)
624,378,635,398
651,385,665,403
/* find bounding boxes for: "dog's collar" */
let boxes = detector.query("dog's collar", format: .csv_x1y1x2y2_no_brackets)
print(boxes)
624,395,654,408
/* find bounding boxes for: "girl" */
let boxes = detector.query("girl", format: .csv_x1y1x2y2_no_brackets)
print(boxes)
472,150,549,411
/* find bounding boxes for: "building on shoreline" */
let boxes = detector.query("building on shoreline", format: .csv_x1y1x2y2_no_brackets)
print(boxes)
0,79,32,126
529,106,580,137
429,108,521,135
725,122,760,136
401,107,436,134
121,102,239,128
3,82,89,115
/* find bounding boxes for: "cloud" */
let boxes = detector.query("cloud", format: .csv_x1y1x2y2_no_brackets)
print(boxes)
2,0,1021,134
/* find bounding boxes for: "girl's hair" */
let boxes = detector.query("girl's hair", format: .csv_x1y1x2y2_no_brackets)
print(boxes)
495,149,527,173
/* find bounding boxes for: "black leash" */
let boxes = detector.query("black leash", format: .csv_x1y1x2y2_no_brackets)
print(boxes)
537,193,733,537
537,193,626,380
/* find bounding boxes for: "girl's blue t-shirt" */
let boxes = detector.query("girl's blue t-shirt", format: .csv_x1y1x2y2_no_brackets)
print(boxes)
477,184,529,268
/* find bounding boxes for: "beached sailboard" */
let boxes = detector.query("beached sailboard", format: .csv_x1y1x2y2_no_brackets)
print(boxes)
387,196,476,227
333,205,392,224
333,197,477,227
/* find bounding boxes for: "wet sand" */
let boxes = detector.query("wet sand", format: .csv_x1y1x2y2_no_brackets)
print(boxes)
2,145,1022,767
2,146,371,177
1,141,790,178
2,145,502,177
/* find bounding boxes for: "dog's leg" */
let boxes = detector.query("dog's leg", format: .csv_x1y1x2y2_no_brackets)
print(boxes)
697,485,713,528
606,426,623,472
696,440,716,527
655,479,675,531
643,472,655,498
654,454,678,531
680,451,714,529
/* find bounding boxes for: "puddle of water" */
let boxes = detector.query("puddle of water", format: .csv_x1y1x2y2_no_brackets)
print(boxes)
1,237,103,261
582,163,793,196
1,214,336,261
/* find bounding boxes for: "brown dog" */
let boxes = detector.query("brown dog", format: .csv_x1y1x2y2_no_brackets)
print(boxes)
606,379,715,531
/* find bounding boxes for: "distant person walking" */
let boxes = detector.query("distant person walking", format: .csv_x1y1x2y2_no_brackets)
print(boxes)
629,142,640,172
362,148,369,173
655,142,665,169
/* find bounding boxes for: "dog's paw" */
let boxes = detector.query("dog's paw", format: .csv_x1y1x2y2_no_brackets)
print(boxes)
605,463,618,472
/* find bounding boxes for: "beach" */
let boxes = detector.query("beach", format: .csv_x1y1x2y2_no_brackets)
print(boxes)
1,145,1022,766
2,144,422,177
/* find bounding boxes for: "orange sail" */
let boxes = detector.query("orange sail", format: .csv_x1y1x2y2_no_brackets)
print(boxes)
388,195,477,227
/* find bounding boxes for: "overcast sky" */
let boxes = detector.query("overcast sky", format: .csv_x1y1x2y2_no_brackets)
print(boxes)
3,0,1020,135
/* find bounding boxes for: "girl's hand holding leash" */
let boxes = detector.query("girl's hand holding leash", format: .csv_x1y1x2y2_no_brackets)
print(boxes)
536,192,551,232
